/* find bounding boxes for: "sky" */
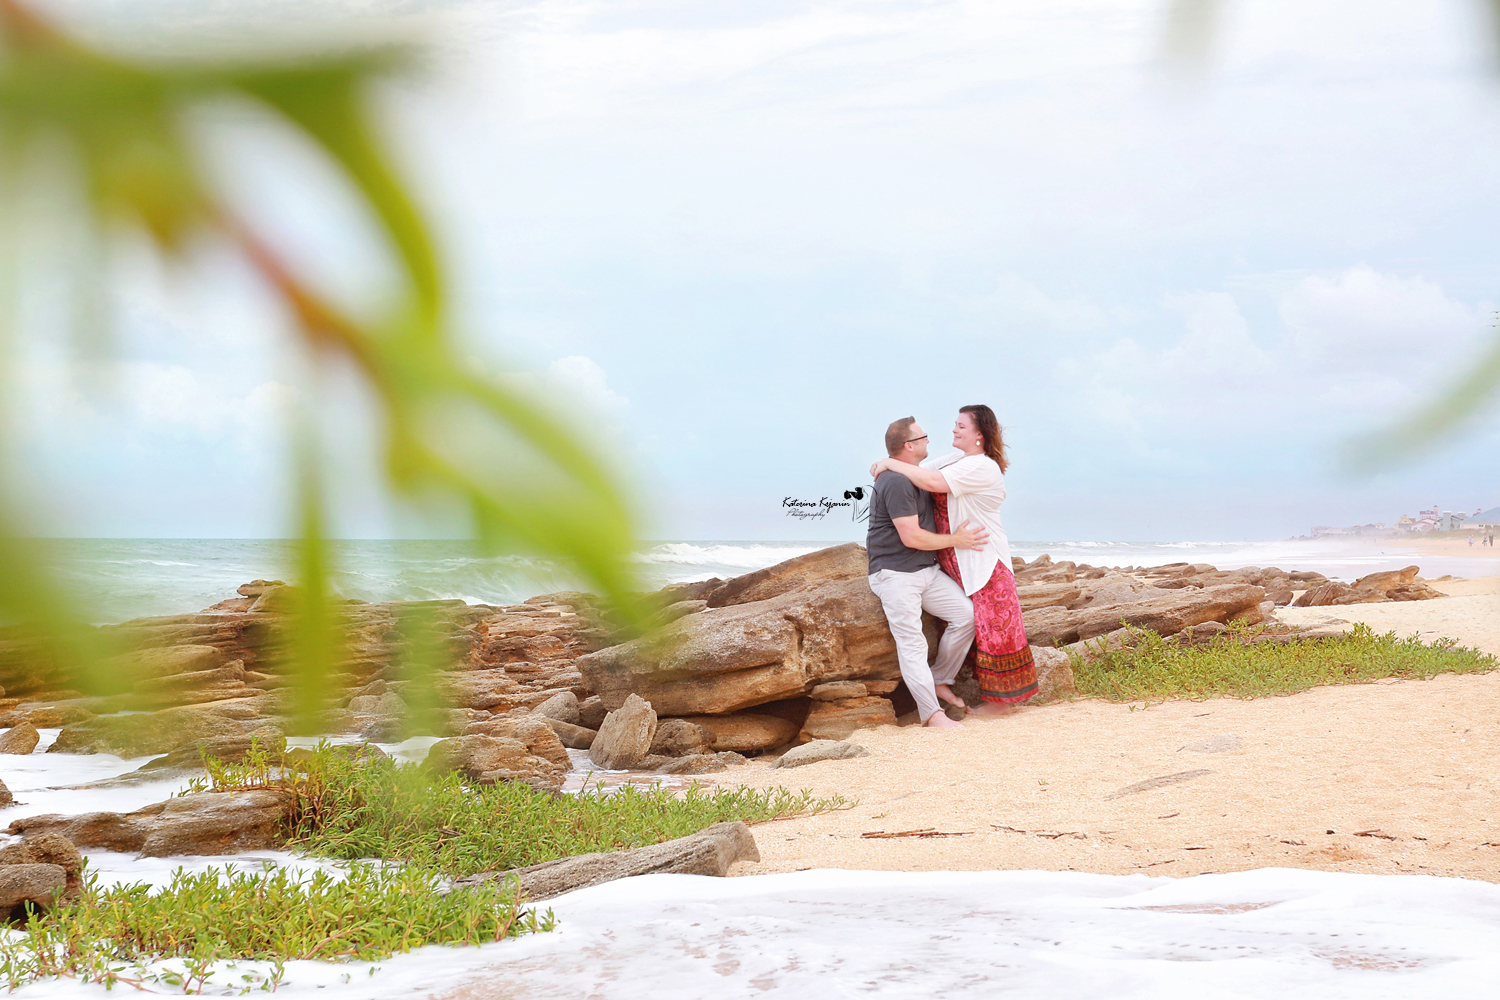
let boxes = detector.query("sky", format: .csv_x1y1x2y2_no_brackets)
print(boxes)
11,0,1500,542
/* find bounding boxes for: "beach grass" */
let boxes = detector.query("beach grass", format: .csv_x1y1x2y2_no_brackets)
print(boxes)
1069,622,1499,703
0,745,845,992
0,863,552,992
194,743,844,878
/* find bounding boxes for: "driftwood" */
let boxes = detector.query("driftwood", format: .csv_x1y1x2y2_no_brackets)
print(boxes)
453,821,759,902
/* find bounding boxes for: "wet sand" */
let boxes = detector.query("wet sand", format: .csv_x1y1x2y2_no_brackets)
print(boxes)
716,576,1500,883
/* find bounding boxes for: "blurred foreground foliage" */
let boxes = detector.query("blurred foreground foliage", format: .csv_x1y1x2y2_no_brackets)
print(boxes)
0,0,640,711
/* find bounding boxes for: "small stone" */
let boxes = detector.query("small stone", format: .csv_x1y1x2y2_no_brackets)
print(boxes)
588,694,658,769
648,718,712,757
799,697,896,742
774,740,870,769
656,753,727,774
0,722,39,755
532,691,580,726
539,717,597,750
0,864,66,916
577,695,608,731
0,778,10,807
809,681,868,701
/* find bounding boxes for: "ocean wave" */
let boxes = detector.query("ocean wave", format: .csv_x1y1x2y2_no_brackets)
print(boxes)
634,542,826,568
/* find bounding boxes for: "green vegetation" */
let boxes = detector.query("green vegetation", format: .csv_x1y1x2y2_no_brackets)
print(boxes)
1069,622,1498,703
1,745,845,993
0,0,645,708
0,863,552,993
194,741,845,878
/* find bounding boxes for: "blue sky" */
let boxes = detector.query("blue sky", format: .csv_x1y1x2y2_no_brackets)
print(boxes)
14,0,1500,541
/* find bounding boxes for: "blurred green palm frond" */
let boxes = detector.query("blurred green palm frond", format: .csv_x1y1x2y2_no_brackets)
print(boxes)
1161,0,1500,467
0,0,640,707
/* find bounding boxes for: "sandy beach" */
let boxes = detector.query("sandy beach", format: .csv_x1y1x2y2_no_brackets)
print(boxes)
715,574,1500,883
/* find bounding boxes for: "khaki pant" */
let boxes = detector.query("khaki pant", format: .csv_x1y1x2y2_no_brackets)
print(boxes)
868,566,975,722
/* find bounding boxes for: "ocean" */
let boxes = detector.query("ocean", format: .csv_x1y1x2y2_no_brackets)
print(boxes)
29,537,1500,626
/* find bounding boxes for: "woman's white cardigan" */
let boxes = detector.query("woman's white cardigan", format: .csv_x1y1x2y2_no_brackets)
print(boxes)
927,451,1013,596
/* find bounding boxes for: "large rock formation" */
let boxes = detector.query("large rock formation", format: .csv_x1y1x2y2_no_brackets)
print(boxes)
1021,584,1268,648
577,577,897,716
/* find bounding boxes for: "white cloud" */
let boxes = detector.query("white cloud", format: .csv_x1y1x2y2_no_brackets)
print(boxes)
1278,265,1484,377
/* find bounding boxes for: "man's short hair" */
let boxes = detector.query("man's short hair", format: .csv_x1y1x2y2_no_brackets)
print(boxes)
885,416,916,457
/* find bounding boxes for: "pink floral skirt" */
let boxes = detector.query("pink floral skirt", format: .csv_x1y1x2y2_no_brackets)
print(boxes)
933,494,1037,704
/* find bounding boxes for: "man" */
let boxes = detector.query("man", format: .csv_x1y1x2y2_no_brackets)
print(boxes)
865,416,988,728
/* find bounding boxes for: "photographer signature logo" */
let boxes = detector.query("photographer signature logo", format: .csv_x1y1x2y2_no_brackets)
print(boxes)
783,487,871,522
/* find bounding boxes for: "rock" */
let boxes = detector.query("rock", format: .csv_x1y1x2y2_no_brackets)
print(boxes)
134,661,245,694
50,707,244,758
9,789,291,856
347,692,407,716
642,600,709,631
282,743,388,771
1386,582,1445,601
704,543,869,608
137,733,286,773
578,576,899,716
18,704,96,728
1031,646,1078,701
1023,584,1267,647
102,645,224,681
0,722,39,755
461,716,571,769
139,790,294,857
454,821,759,902
540,717,597,750
864,680,900,695
8,809,156,851
655,753,727,774
236,579,286,597
0,833,83,892
577,695,608,730
1351,566,1420,594
532,691,580,726
648,718,712,757
774,739,870,769
799,696,896,742
1015,583,1084,611
427,735,565,790
588,694,658,769
0,865,66,916
1292,581,1355,607
0,778,10,807
247,585,299,613
809,681,868,701
679,712,799,754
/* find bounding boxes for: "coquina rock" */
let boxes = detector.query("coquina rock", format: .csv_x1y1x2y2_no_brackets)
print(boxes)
577,577,898,716
50,706,245,758
1022,584,1267,648
0,721,39,755
8,789,293,856
702,543,869,608
799,697,896,742
588,694,658,768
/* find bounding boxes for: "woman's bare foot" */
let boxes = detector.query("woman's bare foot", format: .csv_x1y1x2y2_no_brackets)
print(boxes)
923,711,964,728
935,683,966,709
969,701,1018,717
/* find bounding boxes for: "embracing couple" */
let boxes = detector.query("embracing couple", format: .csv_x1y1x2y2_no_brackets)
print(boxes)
864,405,1036,728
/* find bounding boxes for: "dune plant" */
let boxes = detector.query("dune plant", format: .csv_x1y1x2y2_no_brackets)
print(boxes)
1068,621,1498,703
195,741,846,878
0,0,643,711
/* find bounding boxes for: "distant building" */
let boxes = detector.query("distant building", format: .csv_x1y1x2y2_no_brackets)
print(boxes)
1472,507,1500,528
1438,511,1469,531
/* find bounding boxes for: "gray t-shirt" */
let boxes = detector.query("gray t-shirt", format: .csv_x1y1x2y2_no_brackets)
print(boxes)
865,470,936,574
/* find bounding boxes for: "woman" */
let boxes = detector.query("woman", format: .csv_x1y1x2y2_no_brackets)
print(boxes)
870,405,1036,714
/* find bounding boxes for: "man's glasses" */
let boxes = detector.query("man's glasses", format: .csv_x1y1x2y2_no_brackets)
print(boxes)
906,435,928,443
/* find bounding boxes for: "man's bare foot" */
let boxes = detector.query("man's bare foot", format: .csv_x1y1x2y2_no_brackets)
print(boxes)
969,701,1018,717
923,711,964,728
935,684,966,709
